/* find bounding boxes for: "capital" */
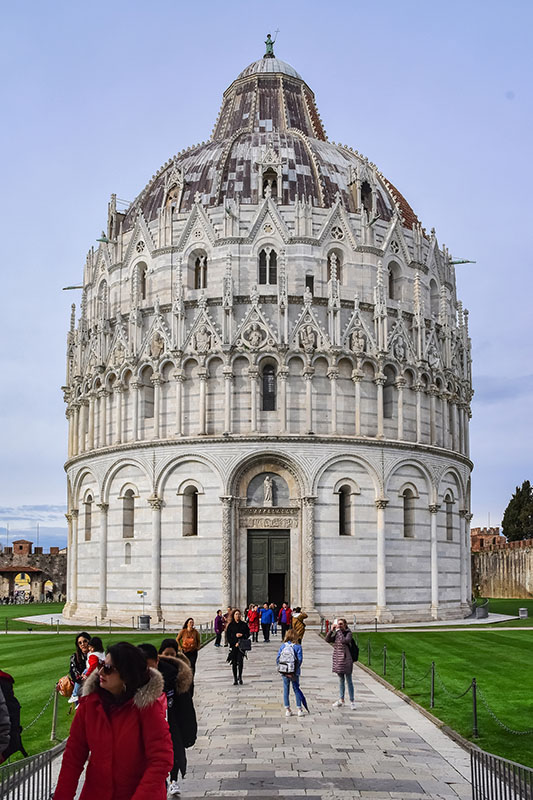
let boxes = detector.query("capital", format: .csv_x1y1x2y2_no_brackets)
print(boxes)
375,498,388,510
302,496,317,507
147,495,163,510
96,502,109,513
70,508,79,519
428,504,441,514
395,377,407,389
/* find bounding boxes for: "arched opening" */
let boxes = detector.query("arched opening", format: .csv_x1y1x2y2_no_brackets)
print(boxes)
403,488,415,538
383,366,396,420
137,262,148,302
262,364,276,411
305,274,314,295
445,493,454,541
122,489,135,538
262,167,278,199
327,250,343,284
141,367,154,420
194,253,208,289
259,248,277,285
183,486,199,536
430,279,439,318
361,181,372,214
124,541,132,565
388,261,402,300
338,485,352,536
84,494,93,541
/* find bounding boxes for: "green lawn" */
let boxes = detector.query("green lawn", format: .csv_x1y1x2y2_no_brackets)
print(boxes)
355,629,533,767
0,632,213,761
480,597,533,626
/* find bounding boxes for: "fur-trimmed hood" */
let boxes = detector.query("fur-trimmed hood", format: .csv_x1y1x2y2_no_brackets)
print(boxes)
81,666,164,708
158,654,193,695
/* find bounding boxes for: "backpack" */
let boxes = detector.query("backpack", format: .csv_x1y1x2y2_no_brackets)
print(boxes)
0,673,27,760
277,643,296,674
348,637,359,663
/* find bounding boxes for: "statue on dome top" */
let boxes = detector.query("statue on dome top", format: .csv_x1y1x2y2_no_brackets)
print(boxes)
264,33,275,58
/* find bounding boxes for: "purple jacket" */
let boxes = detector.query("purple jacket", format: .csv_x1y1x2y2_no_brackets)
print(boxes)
325,628,354,675
214,614,225,634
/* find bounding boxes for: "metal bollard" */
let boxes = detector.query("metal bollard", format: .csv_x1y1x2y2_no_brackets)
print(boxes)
383,645,387,676
367,638,371,666
472,678,479,738
132,616,135,630
430,661,435,708
95,616,98,628
56,620,59,634
401,652,406,689
109,618,112,634
374,617,378,633
50,687,59,740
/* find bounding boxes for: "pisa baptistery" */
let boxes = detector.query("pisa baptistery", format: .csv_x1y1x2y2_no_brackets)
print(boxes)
63,40,473,624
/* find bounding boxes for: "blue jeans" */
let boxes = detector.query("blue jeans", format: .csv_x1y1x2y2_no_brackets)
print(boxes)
338,673,354,702
282,675,301,708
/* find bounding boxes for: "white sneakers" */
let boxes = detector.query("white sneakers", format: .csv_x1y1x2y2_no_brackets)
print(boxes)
167,780,181,796
332,699,356,709
297,708,305,716
286,707,305,717
350,701,356,710
285,708,293,716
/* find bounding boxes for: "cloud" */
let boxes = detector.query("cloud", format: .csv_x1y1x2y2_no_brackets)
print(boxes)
473,374,533,405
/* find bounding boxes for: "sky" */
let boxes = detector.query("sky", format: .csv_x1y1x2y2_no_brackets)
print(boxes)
1,0,532,549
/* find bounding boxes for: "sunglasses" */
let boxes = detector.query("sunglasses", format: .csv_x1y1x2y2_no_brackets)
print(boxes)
97,661,117,675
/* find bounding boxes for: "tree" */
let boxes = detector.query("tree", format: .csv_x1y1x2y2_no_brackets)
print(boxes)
502,481,533,541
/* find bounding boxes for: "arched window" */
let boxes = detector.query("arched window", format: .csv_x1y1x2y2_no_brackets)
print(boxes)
124,542,132,565
338,485,352,536
445,493,454,541
258,249,277,285
84,494,93,541
430,279,439,318
123,489,135,538
262,168,278,199
361,181,373,214
403,488,415,538
141,369,154,419
327,251,343,284
383,367,396,419
388,261,402,300
183,486,199,536
194,253,208,289
137,262,148,302
262,364,276,411
305,275,314,295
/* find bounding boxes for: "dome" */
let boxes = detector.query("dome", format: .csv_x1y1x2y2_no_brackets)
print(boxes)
122,49,419,231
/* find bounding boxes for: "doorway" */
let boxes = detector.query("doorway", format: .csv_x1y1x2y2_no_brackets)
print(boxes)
247,530,290,607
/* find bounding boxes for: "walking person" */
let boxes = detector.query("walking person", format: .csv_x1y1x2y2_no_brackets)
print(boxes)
176,618,200,676
247,604,260,643
226,609,250,685
278,602,292,640
326,618,356,709
53,642,173,800
260,602,274,642
269,603,278,636
291,607,308,643
68,631,90,706
276,629,305,717
214,609,224,647
223,606,232,647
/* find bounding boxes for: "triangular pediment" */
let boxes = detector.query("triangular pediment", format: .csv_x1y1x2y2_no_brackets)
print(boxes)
342,300,377,356
246,197,291,244
381,216,411,263
177,201,217,251
423,326,443,371
183,305,223,356
138,311,172,363
123,212,156,266
107,317,130,368
387,313,416,364
233,303,278,352
317,200,358,251
290,304,331,353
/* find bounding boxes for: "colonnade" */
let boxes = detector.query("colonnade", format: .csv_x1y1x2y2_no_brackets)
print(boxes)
67,367,470,458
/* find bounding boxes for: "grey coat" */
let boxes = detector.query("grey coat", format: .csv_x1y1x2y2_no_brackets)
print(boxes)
0,686,11,757
325,628,354,675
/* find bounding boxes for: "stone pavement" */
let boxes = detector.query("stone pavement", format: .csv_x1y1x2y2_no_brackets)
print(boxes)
181,631,472,799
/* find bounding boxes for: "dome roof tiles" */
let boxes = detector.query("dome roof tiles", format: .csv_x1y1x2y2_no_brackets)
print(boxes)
236,57,303,81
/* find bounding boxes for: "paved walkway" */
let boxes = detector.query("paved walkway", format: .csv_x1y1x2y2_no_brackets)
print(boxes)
181,631,472,799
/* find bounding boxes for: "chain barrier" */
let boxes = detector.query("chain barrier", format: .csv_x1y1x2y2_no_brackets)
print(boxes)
23,689,56,732
434,667,473,700
477,685,533,736
404,660,433,685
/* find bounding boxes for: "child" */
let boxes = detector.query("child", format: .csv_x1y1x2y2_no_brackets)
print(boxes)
83,636,105,678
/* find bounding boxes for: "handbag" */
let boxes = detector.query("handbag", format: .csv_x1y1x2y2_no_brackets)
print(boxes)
57,675,74,698
238,638,252,652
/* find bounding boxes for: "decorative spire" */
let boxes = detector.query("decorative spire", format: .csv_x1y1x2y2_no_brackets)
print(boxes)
264,33,275,58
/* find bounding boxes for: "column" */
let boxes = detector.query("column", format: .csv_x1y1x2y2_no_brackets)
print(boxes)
97,503,108,619
441,391,449,448
65,512,73,607
223,367,233,435
72,404,80,456
249,367,259,433
458,404,465,454
395,377,406,440
99,390,108,448
78,400,88,454
464,407,471,458
172,372,183,436
304,368,314,434
148,495,163,620
375,374,385,438
375,499,388,617
220,496,233,609
197,369,207,435
87,394,95,450
67,409,73,458
429,504,440,619
451,399,458,451
152,375,162,439
414,382,423,443
352,371,362,435
70,509,79,613
302,496,317,610
114,384,123,445
465,512,473,605
328,368,338,434
279,368,288,433
429,385,437,445
130,382,139,441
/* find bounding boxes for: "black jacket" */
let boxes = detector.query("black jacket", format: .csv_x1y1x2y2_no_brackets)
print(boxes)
158,654,197,777
226,620,250,648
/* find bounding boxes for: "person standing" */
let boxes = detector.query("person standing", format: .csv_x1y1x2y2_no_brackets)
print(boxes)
325,618,356,709
53,642,173,800
68,632,91,706
247,604,260,643
276,629,305,717
223,606,232,647
176,618,200,676
278,602,292,640
226,610,250,685
291,608,308,643
260,603,274,642
269,603,278,636
214,610,225,647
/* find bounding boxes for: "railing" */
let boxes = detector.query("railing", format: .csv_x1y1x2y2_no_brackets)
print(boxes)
471,748,533,799
0,740,66,800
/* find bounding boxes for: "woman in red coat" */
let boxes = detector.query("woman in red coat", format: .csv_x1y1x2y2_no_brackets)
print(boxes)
54,642,173,800
247,604,260,643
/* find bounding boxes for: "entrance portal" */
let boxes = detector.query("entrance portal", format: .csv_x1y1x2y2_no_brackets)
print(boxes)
247,530,290,607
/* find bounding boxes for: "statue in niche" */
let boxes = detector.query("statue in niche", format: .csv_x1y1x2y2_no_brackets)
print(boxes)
427,344,440,369
300,324,316,354
150,332,165,359
113,342,125,365
263,475,273,506
250,284,260,305
350,324,366,354
393,336,406,362
303,286,313,306
244,322,264,349
194,324,212,354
